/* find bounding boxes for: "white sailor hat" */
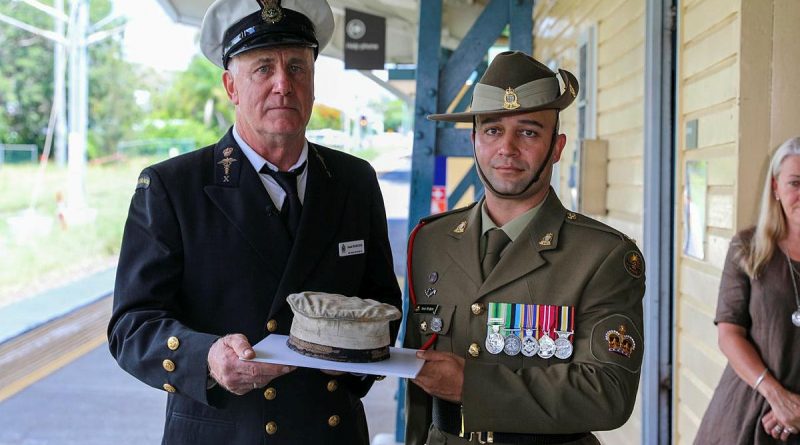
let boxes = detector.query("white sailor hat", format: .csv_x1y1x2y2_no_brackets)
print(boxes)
200,0,335,68
286,292,401,363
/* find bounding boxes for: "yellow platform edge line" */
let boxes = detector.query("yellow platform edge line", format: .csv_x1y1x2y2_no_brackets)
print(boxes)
0,333,108,403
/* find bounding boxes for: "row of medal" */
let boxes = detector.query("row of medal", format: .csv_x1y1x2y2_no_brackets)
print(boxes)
485,303,575,359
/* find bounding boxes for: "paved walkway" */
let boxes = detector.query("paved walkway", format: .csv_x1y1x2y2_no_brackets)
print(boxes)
0,343,403,444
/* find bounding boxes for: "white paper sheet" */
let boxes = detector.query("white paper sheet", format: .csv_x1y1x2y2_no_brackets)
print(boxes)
249,334,424,379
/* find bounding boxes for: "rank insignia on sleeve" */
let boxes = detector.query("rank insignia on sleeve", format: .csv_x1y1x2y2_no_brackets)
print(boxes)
605,325,635,358
136,174,151,190
624,251,643,278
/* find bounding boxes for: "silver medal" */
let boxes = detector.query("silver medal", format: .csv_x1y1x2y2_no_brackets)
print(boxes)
485,323,505,355
503,331,522,356
554,331,574,359
521,329,539,357
793,310,800,327
538,331,556,359
431,316,443,333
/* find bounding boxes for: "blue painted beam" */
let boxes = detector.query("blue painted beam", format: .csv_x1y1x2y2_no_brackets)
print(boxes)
435,127,472,157
509,0,534,52
447,167,482,209
439,0,509,112
407,0,443,231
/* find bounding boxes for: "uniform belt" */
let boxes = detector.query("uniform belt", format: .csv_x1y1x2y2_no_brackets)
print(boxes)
432,398,589,445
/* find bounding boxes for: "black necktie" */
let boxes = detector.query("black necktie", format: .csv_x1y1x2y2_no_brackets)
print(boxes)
260,161,306,238
481,228,510,280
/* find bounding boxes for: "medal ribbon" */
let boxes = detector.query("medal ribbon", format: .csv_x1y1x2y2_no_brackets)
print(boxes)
557,305,575,341
540,305,556,339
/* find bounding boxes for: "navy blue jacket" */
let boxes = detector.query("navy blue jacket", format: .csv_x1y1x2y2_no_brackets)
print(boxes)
108,129,401,444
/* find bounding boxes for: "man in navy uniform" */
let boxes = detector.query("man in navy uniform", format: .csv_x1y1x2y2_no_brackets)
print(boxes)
403,51,645,444
108,0,401,443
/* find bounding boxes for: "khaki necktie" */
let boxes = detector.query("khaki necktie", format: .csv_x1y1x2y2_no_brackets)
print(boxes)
481,228,511,279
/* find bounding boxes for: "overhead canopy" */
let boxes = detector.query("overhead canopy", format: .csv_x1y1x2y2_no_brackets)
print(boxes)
154,0,507,65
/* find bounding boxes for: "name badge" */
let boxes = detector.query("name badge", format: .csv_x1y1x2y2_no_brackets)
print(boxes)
338,240,365,257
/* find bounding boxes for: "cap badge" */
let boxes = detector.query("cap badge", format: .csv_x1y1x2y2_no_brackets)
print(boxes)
261,0,284,24
538,232,553,246
503,87,521,110
605,324,635,358
624,251,643,278
217,147,238,183
453,221,467,234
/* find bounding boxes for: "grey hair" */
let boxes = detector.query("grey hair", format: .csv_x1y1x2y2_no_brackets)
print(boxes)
739,136,800,278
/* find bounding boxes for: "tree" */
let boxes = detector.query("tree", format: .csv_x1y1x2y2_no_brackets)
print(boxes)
0,2,56,150
0,0,144,159
308,103,342,130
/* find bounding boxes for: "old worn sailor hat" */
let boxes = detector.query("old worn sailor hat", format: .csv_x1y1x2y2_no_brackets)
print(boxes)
287,292,401,363
200,0,335,68
428,50,579,122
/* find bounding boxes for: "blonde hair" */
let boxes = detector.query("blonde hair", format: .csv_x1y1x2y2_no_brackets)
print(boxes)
740,136,800,278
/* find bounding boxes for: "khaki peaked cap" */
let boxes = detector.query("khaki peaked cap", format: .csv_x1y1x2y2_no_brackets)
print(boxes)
428,50,579,122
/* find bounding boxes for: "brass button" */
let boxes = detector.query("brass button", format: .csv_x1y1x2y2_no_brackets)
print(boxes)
326,379,338,392
266,319,278,332
420,320,428,332
328,415,340,427
468,343,480,357
167,336,180,350
471,303,485,315
162,359,176,372
263,387,276,400
163,383,176,393
265,421,277,435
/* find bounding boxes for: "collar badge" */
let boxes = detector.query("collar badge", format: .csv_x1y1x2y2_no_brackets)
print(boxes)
218,146,238,183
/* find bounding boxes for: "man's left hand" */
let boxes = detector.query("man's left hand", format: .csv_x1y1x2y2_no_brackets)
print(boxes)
412,349,465,403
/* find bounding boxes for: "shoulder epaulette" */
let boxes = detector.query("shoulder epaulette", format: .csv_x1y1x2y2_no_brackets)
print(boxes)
563,210,634,243
417,201,477,225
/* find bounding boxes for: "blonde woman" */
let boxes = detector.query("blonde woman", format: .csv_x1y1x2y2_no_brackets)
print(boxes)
695,137,800,444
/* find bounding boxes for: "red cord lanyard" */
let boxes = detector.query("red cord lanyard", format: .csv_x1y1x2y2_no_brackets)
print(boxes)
407,221,438,350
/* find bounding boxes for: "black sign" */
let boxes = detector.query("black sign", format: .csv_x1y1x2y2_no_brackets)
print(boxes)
344,8,385,70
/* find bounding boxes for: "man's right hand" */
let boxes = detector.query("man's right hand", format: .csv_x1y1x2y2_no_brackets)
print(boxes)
207,334,296,395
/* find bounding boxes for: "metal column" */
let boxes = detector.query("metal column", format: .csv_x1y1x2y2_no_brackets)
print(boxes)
642,0,676,443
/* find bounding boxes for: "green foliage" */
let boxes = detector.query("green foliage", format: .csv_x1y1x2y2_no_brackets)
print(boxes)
0,0,143,159
150,55,233,130
382,99,408,132
368,98,409,133
308,103,342,130
0,2,56,147
136,119,220,150
88,38,144,158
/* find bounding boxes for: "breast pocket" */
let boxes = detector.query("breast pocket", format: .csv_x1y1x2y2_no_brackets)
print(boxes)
410,304,456,353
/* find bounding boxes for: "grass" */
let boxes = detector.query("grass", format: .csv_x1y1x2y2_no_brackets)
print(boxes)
0,156,159,307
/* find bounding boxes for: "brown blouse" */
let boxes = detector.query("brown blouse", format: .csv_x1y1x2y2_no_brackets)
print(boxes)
695,229,800,444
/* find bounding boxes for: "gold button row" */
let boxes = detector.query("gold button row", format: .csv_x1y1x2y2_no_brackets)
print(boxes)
263,415,339,436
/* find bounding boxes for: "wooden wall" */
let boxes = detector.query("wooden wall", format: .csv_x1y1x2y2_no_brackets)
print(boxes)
533,1,645,443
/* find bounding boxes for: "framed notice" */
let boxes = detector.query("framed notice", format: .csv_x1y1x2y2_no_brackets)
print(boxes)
683,160,707,259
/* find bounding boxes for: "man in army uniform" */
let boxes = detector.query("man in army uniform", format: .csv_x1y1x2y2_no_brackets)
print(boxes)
108,0,401,443
404,51,645,445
